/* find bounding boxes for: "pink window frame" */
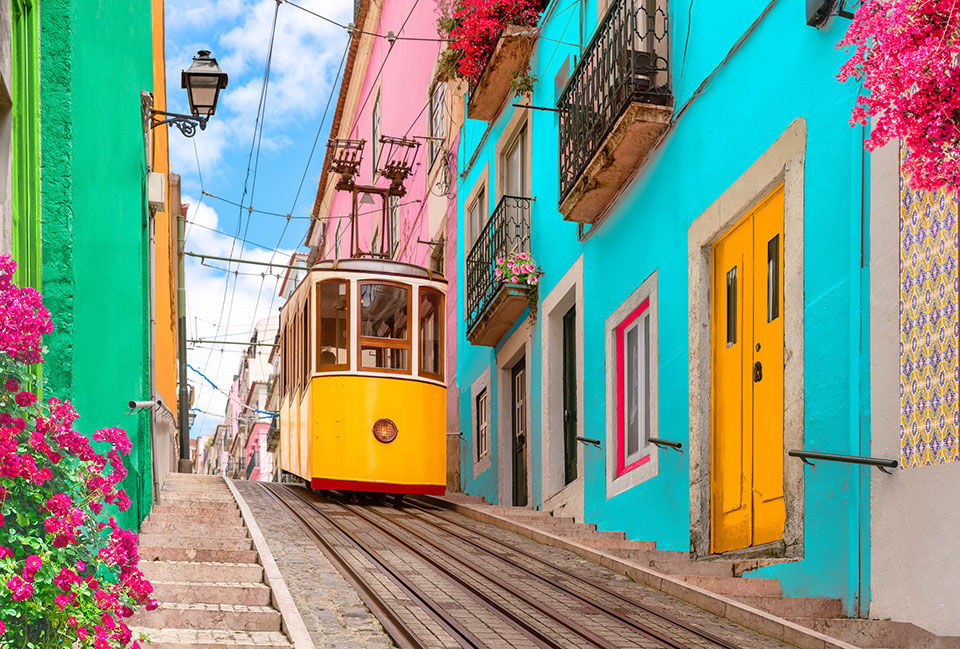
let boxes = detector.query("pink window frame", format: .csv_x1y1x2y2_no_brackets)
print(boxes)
616,297,652,477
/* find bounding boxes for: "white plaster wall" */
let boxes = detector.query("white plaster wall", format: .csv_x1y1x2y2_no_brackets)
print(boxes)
869,140,960,636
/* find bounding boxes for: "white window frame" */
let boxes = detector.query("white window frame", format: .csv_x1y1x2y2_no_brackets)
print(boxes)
428,82,446,167
371,88,381,180
621,310,651,468
470,367,492,478
605,271,659,499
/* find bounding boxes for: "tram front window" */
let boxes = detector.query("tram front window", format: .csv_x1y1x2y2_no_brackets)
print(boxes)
360,283,410,371
419,288,443,379
317,280,349,370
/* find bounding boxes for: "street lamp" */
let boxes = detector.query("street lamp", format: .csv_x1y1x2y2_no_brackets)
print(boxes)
150,50,229,137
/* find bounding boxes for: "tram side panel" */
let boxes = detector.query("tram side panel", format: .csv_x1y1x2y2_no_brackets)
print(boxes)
310,375,446,494
299,384,311,483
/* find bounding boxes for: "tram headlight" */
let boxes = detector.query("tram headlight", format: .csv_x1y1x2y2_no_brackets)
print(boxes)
372,418,398,443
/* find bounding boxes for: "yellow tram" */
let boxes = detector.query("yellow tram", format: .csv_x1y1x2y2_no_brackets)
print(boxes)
278,258,447,495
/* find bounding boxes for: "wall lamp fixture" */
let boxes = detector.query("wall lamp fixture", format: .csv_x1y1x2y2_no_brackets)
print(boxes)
150,50,229,137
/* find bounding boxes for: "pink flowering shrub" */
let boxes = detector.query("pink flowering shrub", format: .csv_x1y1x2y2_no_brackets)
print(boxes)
838,1,960,192
438,0,546,83
0,255,155,647
495,251,542,286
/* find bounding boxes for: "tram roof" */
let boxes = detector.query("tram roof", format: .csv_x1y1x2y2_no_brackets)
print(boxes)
310,258,447,283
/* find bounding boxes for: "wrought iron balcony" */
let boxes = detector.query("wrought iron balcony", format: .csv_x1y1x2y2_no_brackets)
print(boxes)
466,196,532,346
557,0,672,223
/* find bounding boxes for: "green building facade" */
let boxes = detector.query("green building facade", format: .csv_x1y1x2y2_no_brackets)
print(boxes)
7,0,156,529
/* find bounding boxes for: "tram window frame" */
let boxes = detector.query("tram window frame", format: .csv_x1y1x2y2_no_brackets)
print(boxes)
418,287,445,381
301,294,311,386
316,279,351,372
292,307,301,395
357,280,412,375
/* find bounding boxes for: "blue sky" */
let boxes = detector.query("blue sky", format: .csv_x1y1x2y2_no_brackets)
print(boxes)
164,0,353,438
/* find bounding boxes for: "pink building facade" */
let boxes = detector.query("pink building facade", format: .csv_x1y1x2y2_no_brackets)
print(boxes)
306,0,464,487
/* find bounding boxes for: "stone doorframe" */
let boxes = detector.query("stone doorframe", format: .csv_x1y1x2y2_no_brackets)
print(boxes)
687,118,806,560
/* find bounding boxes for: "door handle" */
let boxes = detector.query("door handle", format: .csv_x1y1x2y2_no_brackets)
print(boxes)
753,361,763,383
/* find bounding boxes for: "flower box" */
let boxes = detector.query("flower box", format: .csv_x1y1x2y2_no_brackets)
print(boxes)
466,25,536,121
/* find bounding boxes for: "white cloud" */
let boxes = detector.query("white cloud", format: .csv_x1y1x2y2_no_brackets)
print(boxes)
168,0,352,180
181,197,293,437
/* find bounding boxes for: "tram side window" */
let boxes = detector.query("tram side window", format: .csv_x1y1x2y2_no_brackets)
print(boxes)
359,282,410,372
317,280,350,370
419,288,444,379
302,295,311,385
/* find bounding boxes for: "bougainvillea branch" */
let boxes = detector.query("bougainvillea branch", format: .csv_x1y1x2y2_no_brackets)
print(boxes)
0,254,155,647
838,0,960,192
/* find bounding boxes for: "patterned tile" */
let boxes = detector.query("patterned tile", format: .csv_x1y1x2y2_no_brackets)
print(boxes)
899,146,960,468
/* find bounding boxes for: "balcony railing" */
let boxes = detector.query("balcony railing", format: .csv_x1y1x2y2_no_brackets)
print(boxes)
558,0,670,207
246,451,259,480
466,196,532,335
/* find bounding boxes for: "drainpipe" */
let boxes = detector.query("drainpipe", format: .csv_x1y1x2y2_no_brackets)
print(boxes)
176,177,192,472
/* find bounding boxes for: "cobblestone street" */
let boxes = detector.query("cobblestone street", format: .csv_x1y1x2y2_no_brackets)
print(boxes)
234,481,800,649
234,481,396,649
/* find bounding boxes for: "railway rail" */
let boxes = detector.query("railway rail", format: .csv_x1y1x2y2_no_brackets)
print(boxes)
259,483,770,649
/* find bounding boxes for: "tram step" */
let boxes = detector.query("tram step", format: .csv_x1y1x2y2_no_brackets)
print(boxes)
788,617,960,649
138,534,254,551
152,581,272,607
678,574,782,597
734,595,844,618
141,520,249,537
132,603,281,632
140,561,264,584
128,628,291,649
139,546,259,564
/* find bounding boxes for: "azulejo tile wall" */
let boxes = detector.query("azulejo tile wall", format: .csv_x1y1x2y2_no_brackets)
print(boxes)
900,147,960,468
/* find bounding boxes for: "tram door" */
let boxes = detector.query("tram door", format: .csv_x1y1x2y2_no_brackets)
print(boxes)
511,359,528,507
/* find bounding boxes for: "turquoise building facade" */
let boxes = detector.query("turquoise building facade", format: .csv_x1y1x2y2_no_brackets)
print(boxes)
455,0,871,617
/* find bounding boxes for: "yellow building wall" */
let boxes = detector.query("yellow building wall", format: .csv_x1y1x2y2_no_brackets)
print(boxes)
151,0,178,414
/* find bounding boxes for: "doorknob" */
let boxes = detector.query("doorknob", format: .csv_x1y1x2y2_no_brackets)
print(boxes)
753,361,763,382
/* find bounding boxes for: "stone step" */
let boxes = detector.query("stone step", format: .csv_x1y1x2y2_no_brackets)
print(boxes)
442,493,486,505
158,496,238,506
132,603,281,632
159,491,235,500
152,581,272,607
140,546,259,564
570,537,657,550
128,628,291,649
139,534,253,551
604,548,690,562
790,618,960,649
644,559,735,577
141,520,248,537
735,595,843,618
140,561,263,584
151,504,241,518
677,575,781,597
163,474,226,481
556,529,626,541
147,511,242,526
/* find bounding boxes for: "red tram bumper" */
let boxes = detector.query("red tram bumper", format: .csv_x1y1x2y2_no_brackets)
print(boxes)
310,478,445,495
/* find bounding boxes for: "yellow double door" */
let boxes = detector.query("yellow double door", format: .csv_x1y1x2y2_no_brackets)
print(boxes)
711,186,786,554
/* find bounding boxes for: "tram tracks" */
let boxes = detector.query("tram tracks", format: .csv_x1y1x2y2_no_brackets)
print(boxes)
261,483,754,649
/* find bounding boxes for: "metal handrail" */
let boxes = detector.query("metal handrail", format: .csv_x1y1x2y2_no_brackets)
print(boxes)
788,450,898,474
557,0,671,204
649,437,683,453
465,195,532,332
576,436,601,448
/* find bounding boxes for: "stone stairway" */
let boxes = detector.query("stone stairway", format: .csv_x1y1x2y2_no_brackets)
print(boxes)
131,474,292,649
441,493,960,649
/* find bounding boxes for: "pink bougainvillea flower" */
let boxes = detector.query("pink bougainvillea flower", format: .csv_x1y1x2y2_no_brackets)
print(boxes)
838,1,960,192
4,378,18,392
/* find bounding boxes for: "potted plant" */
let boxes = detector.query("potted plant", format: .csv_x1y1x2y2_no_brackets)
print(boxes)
495,251,543,319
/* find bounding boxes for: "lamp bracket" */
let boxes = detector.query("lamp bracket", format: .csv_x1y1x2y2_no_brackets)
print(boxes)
150,109,209,138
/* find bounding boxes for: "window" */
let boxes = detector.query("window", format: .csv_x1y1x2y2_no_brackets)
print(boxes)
316,280,350,370
476,388,489,461
605,273,659,497
467,187,486,249
389,196,400,258
302,295,311,386
419,288,444,379
767,234,780,322
502,125,527,198
428,82,446,166
618,301,651,470
430,237,445,274
334,221,342,258
359,282,410,372
372,89,381,179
